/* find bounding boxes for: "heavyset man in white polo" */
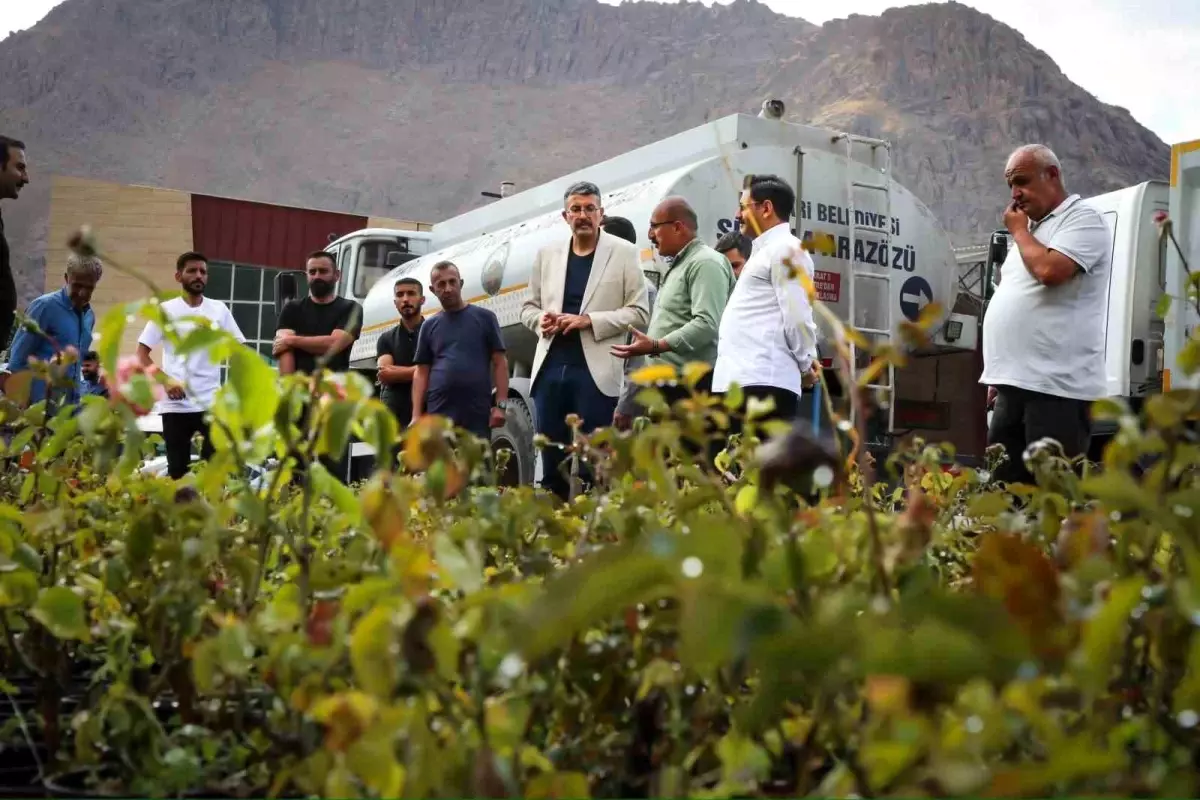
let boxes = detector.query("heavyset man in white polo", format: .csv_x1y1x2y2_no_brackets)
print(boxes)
981,144,1112,484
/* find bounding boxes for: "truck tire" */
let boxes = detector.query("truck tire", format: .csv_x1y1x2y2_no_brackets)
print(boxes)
491,398,536,487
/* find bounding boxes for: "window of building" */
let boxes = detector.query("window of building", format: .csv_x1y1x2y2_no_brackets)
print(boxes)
206,262,307,367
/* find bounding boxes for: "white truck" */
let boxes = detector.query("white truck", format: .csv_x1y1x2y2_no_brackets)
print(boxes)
979,137,1200,457
278,107,983,485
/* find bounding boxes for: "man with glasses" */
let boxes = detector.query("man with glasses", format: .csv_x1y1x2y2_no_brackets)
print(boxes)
520,181,649,501
612,197,734,428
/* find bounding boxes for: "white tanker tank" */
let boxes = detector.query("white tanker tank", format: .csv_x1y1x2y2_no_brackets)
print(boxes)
327,110,976,484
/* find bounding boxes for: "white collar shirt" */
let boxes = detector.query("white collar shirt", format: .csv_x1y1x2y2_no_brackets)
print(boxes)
713,221,819,396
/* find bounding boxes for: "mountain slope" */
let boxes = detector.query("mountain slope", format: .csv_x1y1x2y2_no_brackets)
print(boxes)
0,0,1169,302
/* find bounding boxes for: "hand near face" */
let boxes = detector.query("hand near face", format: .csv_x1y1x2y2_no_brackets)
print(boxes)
1003,201,1029,235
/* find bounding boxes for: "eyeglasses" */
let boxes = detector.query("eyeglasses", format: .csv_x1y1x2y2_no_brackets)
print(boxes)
566,205,600,217
648,219,680,230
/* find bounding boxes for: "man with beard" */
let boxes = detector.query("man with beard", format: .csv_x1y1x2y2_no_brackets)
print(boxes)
411,261,508,441
80,351,109,398
0,136,29,354
376,277,425,461
137,252,247,480
274,251,363,375
520,181,648,501
274,250,364,483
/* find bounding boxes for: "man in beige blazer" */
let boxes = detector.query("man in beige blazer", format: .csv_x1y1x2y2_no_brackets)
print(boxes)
520,180,649,501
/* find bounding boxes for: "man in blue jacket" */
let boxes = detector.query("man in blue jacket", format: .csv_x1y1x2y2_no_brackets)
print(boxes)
7,253,103,407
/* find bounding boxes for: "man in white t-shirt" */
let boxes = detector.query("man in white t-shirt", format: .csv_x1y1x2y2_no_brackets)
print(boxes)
981,144,1112,484
137,252,247,480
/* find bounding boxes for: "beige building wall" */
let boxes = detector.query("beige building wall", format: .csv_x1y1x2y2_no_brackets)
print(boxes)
366,216,433,232
46,177,194,357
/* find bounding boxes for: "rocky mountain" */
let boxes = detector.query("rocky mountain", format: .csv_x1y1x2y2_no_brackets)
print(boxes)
0,0,1169,303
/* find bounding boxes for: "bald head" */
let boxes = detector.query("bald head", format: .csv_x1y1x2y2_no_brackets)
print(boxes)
648,196,699,258
1004,143,1068,222
656,196,698,232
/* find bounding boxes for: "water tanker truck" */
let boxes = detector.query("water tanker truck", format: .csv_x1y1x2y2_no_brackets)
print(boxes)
277,107,981,485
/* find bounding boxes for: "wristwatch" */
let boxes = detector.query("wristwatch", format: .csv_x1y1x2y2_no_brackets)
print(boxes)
496,400,509,411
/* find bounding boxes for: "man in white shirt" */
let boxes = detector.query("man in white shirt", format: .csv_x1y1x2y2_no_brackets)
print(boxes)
981,144,1111,485
713,174,820,435
137,252,247,480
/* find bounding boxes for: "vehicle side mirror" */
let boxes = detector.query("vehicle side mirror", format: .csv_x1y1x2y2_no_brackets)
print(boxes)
983,230,1011,303
274,271,300,316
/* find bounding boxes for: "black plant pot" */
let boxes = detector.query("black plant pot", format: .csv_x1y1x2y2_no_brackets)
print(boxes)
0,742,48,798
43,770,243,800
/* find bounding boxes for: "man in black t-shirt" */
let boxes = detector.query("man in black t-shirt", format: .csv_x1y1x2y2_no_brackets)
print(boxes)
274,250,364,482
376,277,425,464
0,136,30,357
274,251,363,374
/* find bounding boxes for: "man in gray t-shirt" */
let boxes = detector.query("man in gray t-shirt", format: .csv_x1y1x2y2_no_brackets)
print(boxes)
981,144,1112,484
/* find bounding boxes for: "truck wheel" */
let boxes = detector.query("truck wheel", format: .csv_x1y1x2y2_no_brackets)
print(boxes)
491,399,536,487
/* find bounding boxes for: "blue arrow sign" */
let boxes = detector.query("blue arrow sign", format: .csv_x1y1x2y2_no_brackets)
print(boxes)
899,275,932,322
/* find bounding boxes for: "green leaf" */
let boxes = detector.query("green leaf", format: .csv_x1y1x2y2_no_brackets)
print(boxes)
6,428,36,463
346,733,405,797
716,731,771,790
1075,576,1145,698
13,543,41,574
319,400,359,460
32,586,89,641
126,513,157,573
95,305,132,377
526,771,591,799
216,620,254,678
1080,472,1153,513
37,416,78,462
0,571,38,608
309,462,361,526
1155,293,1172,320
518,540,674,660
485,694,531,753
434,533,483,594
350,604,399,698
228,346,279,430
967,492,1010,518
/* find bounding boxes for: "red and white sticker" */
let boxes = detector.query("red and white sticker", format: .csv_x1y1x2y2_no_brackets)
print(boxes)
812,270,842,303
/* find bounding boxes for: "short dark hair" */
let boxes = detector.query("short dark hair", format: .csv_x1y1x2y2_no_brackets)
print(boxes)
307,250,337,269
175,251,207,271
0,136,25,169
601,216,637,244
430,260,460,278
715,230,753,260
394,277,423,293
563,181,601,205
83,351,99,362
747,174,796,221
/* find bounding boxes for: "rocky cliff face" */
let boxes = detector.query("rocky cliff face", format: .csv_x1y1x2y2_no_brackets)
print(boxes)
0,0,1169,302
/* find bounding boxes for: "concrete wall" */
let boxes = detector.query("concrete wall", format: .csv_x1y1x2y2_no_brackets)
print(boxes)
46,177,193,356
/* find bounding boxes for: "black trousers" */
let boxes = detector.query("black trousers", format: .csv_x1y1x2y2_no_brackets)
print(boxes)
988,385,1091,485
721,385,800,439
161,412,214,480
534,360,618,502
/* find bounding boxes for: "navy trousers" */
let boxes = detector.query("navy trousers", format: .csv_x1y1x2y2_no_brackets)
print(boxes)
533,359,617,501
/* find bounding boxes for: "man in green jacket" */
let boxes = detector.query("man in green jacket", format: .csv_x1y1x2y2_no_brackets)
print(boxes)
611,196,734,427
